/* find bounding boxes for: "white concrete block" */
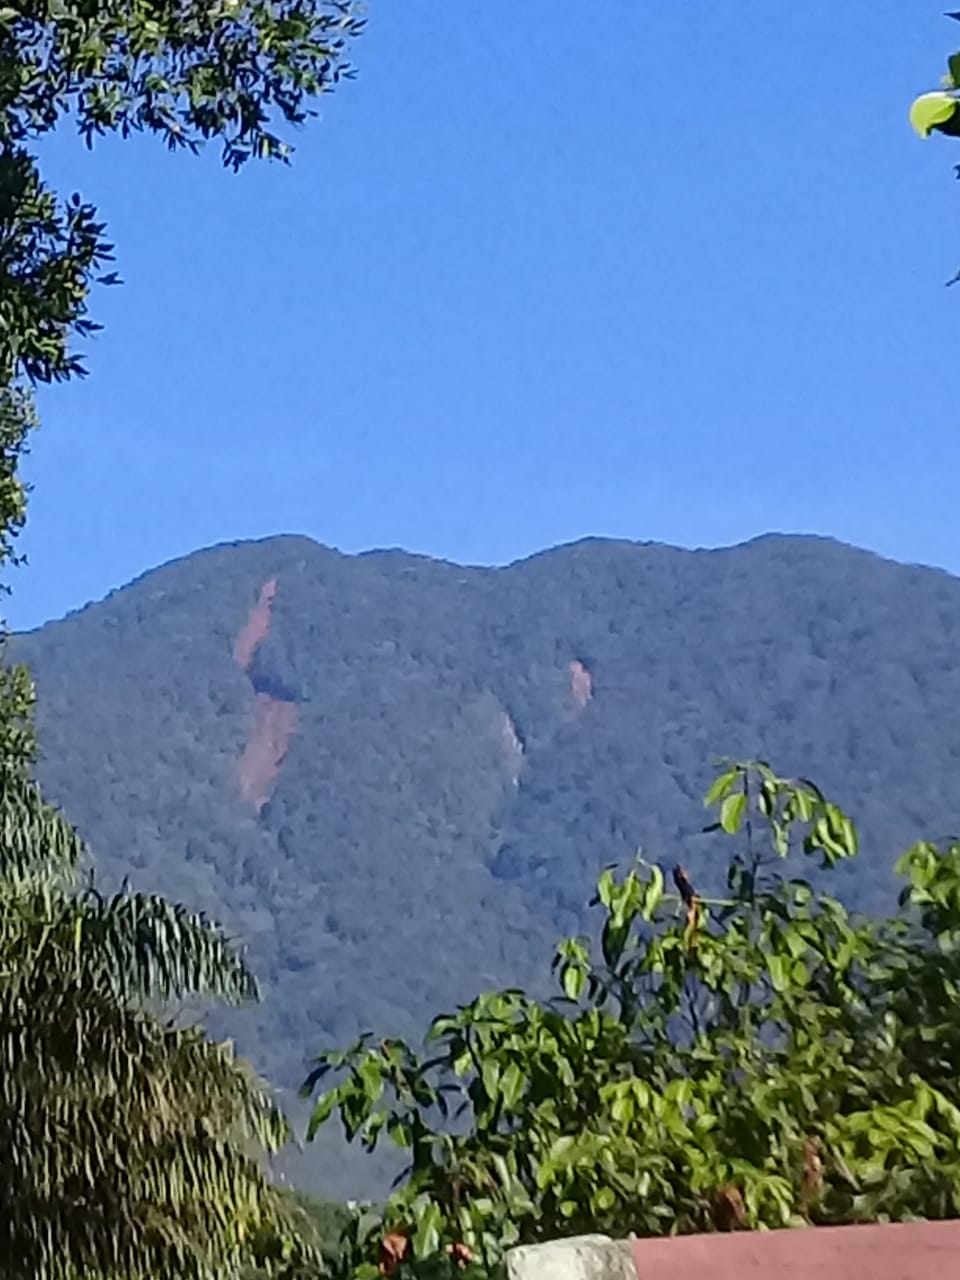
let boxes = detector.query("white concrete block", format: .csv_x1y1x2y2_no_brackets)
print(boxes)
506,1236,635,1280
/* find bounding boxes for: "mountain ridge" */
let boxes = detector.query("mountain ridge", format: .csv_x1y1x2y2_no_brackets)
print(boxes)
11,531,960,1194
21,529,939,635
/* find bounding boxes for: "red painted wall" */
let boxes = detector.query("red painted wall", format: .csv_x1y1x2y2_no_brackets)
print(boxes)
631,1221,960,1280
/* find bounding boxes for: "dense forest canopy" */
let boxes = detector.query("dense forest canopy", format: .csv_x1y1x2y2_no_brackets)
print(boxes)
15,531,960,1194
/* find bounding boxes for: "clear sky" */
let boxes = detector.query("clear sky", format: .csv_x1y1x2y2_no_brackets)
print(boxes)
11,2,960,629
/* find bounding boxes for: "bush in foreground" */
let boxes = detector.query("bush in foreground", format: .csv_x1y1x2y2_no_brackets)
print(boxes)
304,761,960,1276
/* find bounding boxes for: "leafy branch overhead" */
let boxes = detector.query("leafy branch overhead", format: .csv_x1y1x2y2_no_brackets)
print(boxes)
303,762,960,1275
0,0,362,164
0,0,363,556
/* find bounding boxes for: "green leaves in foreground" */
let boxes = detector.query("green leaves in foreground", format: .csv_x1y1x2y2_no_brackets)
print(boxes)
304,761,960,1274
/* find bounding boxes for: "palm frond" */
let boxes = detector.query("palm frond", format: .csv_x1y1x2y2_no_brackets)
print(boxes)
0,770,82,887
74,885,258,1005
0,771,302,1277
0,973,297,1278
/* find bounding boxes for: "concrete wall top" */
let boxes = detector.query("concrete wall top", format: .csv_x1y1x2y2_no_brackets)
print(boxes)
507,1221,960,1280
631,1220,960,1280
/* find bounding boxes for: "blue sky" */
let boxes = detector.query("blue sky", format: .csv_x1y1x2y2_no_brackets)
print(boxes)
11,2,960,629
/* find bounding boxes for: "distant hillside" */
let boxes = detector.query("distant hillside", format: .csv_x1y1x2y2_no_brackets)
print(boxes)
14,533,960,1193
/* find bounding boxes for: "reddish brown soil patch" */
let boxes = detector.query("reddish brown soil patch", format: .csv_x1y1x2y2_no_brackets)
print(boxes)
233,578,277,670
233,578,297,811
237,693,299,811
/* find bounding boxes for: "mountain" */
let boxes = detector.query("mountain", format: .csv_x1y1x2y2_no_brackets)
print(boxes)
12,533,960,1193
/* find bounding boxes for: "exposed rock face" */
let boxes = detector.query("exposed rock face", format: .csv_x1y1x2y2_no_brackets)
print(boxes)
233,577,298,810
500,709,525,786
570,659,593,707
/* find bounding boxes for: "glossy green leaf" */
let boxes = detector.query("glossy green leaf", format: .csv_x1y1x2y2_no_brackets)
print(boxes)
705,765,740,807
591,1186,616,1213
596,868,616,908
562,962,585,1002
720,791,747,834
643,865,665,918
413,1202,442,1259
767,952,789,992
481,1058,500,1101
500,1061,525,1108
910,91,959,136
307,1091,338,1140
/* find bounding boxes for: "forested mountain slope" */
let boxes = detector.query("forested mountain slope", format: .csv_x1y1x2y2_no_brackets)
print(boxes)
14,533,960,1190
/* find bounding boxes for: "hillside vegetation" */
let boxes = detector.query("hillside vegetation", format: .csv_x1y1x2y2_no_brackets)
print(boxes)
14,533,960,1192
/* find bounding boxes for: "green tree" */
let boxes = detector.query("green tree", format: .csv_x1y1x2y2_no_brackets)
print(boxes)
0,2,363,1274
0,0,363,416
304,762,960,1275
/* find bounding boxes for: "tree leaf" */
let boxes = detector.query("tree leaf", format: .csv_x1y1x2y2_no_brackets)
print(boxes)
481,1059,500,1101
910,91,959,136
413,1204,442,1260
306,1091,338,1139
720,791,748,835
500,1061,524,1108
766,952,789,992
705,765,740,807
562,962,586,1002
